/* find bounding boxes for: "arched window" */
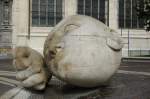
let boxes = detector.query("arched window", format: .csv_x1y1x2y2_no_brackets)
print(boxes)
32,0,63,27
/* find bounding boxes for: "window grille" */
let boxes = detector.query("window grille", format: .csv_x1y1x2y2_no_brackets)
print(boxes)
77,0,107,24
0,0,12,26
32,0,63,27
119,0,144,29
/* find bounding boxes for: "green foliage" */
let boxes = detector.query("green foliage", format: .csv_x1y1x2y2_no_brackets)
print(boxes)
137,0,150,31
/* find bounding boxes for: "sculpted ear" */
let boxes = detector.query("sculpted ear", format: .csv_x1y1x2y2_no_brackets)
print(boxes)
64,24,80,33
106,29,124,51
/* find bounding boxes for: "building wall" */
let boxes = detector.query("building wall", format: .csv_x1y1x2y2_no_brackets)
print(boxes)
12,0,150,57
12,0,77,53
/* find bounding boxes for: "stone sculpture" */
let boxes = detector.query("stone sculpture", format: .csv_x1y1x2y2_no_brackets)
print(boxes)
13,46,51,90
44,15,124,87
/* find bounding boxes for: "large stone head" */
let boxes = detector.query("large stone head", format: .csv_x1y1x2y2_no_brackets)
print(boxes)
44,15,124,87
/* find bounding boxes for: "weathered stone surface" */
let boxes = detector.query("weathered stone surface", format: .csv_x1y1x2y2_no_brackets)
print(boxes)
13,46,51,90
44,15,123,87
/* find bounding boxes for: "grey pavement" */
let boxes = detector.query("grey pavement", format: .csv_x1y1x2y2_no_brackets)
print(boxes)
0,58,150,99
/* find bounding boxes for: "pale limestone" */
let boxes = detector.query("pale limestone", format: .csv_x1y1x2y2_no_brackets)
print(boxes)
44,15,124,87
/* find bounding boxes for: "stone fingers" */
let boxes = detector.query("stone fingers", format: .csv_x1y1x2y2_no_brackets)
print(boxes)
22,73,45,88
33,82,46,90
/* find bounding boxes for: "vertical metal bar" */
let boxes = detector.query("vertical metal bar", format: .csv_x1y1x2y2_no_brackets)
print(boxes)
0,1,1,25
98,0,100,19
131,0,132,28
90,0,92,16
8,1,10,24
46,0,48,26
38,0,40,26
137,0,139,28
2,1,4,25
83,0,85,15
28,0,31,39
107,0,109,26
128,29,130,57
54,0,56,25
105,0,108,25
124,0,126,28
137,15,139,28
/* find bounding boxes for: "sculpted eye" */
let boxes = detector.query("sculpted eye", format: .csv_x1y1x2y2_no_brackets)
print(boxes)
23,54,29,58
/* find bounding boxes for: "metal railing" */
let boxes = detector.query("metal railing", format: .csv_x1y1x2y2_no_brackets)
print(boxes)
120,28,150,57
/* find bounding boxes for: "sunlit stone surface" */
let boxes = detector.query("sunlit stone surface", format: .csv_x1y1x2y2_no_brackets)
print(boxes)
44,15,124,87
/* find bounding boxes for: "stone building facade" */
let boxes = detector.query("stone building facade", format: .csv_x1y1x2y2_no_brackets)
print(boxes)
0,0,150,57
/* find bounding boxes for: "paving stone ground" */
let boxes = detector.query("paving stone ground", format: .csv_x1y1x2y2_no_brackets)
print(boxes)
0,58,150,99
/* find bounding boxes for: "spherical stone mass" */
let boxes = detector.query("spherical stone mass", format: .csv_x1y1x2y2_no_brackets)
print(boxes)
44,15,124,87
